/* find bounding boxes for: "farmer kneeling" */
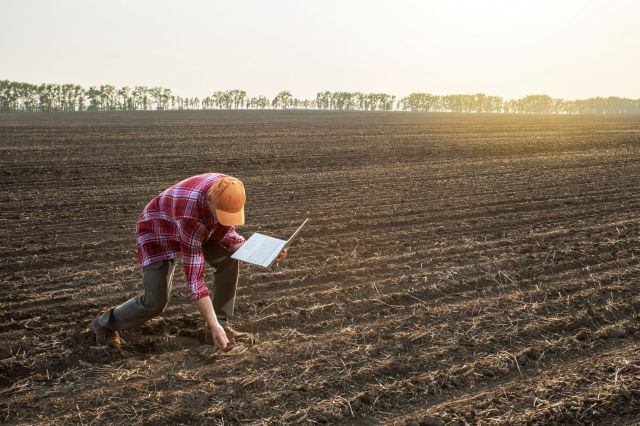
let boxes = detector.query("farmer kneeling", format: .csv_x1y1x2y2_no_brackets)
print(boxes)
89,173,286,351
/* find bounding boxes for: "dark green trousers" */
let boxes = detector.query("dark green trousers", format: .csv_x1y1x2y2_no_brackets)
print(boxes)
98,241,239,331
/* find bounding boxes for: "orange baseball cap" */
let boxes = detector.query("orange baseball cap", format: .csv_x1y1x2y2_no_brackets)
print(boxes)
209,177,245,226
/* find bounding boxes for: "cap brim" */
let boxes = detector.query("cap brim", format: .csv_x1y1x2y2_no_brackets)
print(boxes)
216,208,244,226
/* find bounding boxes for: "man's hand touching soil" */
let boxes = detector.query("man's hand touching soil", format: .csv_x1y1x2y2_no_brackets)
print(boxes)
196,296,231,351
209,322,231,351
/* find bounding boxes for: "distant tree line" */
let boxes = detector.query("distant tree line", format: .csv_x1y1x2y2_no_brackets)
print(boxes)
399,93,640,114
314,91,396,110
1,80,639,114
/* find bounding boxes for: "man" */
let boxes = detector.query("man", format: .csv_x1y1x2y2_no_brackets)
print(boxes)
89,173,286,351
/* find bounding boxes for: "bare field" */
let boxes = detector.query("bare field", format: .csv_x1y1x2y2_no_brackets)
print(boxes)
1,111,639,425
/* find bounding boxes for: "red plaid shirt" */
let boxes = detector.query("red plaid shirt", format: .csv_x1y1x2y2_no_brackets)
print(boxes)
136,173,245,300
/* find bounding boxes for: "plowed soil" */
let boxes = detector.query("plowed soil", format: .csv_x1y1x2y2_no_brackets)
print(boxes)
1,111,639,425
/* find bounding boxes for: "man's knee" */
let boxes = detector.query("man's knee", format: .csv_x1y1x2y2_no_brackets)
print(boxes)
140,293,170,315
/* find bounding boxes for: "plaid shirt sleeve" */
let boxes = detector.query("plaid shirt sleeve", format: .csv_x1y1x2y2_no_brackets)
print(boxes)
221,226,245,248
176,217,211,301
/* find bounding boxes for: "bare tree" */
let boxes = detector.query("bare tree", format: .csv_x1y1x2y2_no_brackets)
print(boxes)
272,91,293,109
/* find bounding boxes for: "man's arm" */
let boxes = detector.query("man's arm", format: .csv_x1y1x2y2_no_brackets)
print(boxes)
177,218,229,350
221,226,245,250
177,218,210,299
196,296,229,350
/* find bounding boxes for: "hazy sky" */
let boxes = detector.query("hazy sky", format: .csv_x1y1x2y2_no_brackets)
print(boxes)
2,0,639,99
